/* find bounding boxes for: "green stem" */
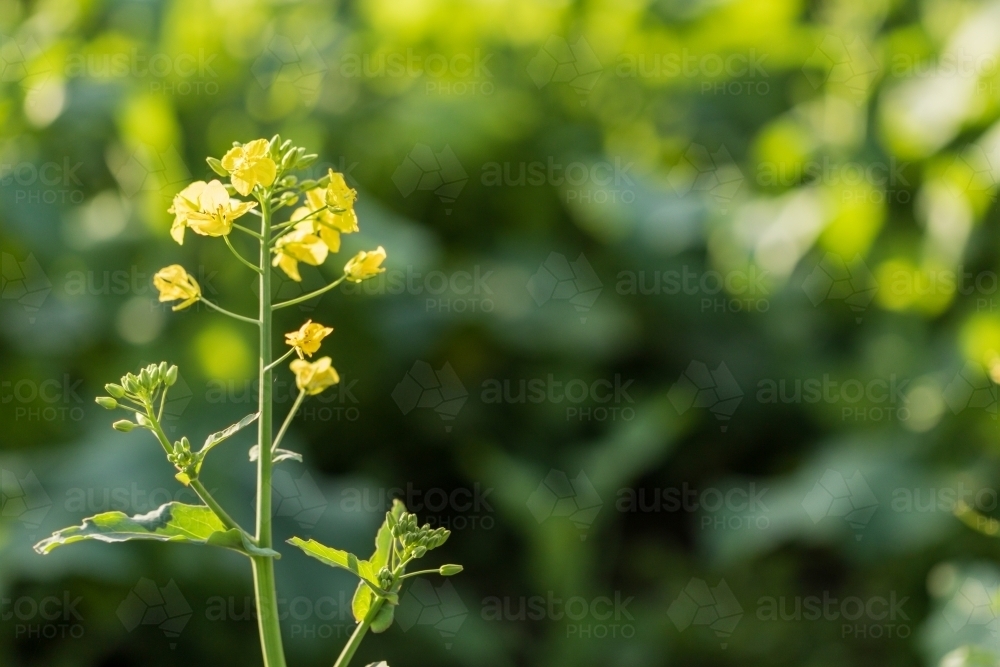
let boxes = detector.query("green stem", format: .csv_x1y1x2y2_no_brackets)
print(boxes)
253,193,287,667
397,569,442,580
157,384,169,422
333,598,384,667
189,478,245,535
272,391,305,453
233,222,263,238
226,235,264,274
199,297,260,325
273,275,347,310
263,347,296,373
144,406,175,457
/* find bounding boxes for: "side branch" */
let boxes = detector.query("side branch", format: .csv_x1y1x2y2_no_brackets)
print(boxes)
273,275,347,310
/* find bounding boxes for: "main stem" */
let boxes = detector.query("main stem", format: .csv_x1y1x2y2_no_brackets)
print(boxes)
333,598,384,667
253,195,287,667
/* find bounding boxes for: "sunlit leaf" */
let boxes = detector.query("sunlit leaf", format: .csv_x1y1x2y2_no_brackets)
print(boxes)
202,412,259,454
34,502,278,558
249,444,303,464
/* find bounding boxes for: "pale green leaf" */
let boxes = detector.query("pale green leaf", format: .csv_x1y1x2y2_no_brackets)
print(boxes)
202,412,259,454
33,502,278,558
370,603,394,633
249,445,303,464
352,580,373,622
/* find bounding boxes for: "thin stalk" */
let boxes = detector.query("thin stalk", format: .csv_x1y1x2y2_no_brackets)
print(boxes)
141,405,245,534
189,478,246,535
157,384,169,422
199,297,260,325
252,192,288,667
233,222,263,238
398,569,442,580
273,275,347,310
333,598,384,667
144,406,175,457
263,347,296,372
272,391,305,453
226,236,264,274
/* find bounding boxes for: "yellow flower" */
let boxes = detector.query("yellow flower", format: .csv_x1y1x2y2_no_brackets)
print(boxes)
221,139,277,196
344,246,387,283
271,222,329,282
154,265,201,311
168,181,206,245
290,357,340,395
170,180,256,242
324,170,359,233
289,172,358,253
285,320,333,358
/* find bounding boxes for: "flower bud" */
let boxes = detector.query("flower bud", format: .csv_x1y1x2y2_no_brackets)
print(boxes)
95,397,118,410
206,156,229,177
112,420,135,432
344,247,387,283
136,413,152,427
165,365,178,387
105,383,126,398
439,565,463,576
139,367,152,387
412,546,427,559
122,375,139,393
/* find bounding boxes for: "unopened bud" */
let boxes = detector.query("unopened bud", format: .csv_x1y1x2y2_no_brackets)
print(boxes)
412,546,427,559
439,565,463,576
105,383,126,399
95,397,118,410
112,420,135,432
165,365,178,387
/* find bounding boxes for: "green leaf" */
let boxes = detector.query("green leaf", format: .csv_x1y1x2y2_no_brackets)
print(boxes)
372,498,407,570
206,156,229,177
33,502,278,558
287,536,366,576
249,445,302,464
370,603,394,633
202,412,259,455
352,580,374,623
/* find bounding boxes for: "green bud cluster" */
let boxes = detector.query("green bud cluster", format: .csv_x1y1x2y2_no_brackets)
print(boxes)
167,437,194,469
95,362,178,433
386,510,451,560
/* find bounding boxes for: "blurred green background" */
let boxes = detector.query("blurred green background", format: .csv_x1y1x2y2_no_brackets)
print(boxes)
7,0,1000,665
